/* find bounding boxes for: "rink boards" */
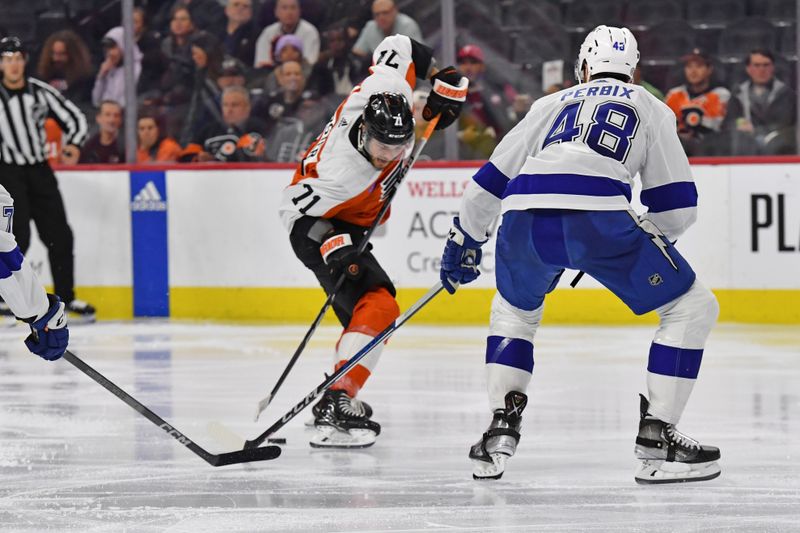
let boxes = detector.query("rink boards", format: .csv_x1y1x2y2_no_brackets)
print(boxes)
28,160,800,323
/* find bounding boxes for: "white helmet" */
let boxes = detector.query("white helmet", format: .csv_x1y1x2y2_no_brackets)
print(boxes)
575,25,639,83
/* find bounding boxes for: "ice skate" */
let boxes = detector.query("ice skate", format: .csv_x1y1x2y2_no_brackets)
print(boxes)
65,299,96,324
308,394,372,427
470,391,527,480
634,394,721,484
309,389,380,448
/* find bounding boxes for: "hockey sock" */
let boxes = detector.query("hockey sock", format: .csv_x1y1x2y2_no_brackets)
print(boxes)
646,343,702,424
486,336,533,411
648,282,719,423
330,287,399,397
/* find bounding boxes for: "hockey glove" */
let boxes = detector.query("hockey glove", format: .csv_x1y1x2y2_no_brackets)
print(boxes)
24,294,69,361
423,66,469,130
440,216,487,294
320,231,366,281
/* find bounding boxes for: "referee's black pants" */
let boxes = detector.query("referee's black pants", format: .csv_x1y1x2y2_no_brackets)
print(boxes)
0,162,75,303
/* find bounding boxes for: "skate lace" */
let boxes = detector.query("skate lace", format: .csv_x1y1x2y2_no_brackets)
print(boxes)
336,395,364,419
349,398,367,417
666,424,700,450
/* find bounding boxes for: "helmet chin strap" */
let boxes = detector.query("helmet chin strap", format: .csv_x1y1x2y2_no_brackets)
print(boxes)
356,121,373,163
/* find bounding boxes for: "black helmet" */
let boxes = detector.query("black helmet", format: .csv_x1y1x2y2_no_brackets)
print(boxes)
362,92,414,145
0,36,26,58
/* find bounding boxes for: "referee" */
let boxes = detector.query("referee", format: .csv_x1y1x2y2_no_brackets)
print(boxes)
0,36,95,321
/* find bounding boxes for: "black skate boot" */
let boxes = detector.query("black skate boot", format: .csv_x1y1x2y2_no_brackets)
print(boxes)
470,391,528,480
635,394,721,484
65,299,96,324
310,389,381,449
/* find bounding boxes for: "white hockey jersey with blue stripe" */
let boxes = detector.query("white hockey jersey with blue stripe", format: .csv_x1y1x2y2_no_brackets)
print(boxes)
460,78,697,243
0,185,49,320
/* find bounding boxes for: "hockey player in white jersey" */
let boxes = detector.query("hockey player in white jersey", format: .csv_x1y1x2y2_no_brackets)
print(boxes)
440,26,721,483
279,34,467,447
0,184,69,361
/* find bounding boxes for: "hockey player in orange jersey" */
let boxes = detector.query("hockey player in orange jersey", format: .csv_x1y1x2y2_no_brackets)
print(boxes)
278,34,467,448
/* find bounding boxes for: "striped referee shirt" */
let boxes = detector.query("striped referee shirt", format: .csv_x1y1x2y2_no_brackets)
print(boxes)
0,77,88,166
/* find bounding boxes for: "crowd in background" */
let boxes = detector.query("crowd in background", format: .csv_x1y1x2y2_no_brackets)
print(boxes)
1,0,797,164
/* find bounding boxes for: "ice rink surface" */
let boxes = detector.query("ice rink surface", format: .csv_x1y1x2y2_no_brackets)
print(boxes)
0,320,798,532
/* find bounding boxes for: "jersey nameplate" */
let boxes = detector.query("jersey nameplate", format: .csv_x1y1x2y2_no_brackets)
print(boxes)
560,85,634,101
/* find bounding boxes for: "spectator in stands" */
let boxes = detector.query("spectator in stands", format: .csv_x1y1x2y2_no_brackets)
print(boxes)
723,49,797,155
154,0,225,37
455,44,513,159
91,27,142,109
257,0,329,31
307,25,366,97
180,31,225,145
36,30,93,110
79,100,124,164
665,48,730,156
136,111,182,163
183,86,269,162
223,0,258,67
254,59,318,126
352,0,422,58
218,57,249,89
155,5,197,135
133,6,165,97
254,0,321,68
257,60,329,161
258,34,314,93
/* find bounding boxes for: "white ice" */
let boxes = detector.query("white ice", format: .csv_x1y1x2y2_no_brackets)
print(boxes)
1,321,799,532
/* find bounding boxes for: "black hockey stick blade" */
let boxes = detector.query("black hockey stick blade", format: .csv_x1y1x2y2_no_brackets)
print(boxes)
63,350,281,467
210,445,281,466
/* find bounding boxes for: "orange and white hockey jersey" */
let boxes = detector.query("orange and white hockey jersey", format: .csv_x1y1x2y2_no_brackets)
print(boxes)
279,34,433,232
665,84,730,133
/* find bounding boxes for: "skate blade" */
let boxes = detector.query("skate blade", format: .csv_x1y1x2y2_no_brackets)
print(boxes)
635,459,721,485
309,426,376,449
472,453,507,480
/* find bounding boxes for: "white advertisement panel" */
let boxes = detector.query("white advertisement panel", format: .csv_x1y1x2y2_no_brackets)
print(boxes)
18,164,799,293
727,164,800,288
26,170,132,286
167,169,318,287
165,164,800,290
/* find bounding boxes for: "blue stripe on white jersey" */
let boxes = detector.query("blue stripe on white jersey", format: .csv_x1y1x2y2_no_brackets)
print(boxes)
0,247,23,279
505,173,632,201
640,181,698,213
472,161,510,199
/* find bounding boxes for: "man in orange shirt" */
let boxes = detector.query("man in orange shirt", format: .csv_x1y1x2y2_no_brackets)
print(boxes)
665,48,730,155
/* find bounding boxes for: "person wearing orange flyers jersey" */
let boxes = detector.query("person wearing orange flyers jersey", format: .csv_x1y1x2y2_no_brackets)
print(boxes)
665,48,730,155
278,34,467,448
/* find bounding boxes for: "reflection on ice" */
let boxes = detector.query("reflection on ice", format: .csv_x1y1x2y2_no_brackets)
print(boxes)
0,321,798,531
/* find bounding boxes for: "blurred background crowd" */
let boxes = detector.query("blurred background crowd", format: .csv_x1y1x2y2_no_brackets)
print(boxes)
2,0,798,164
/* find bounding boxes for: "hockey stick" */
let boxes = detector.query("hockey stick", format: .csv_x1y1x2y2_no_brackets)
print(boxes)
253,114,441,421
62,350,281,466
245,281,448,449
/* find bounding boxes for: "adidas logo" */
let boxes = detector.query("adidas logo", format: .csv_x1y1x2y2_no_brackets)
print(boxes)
131,181,167,212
